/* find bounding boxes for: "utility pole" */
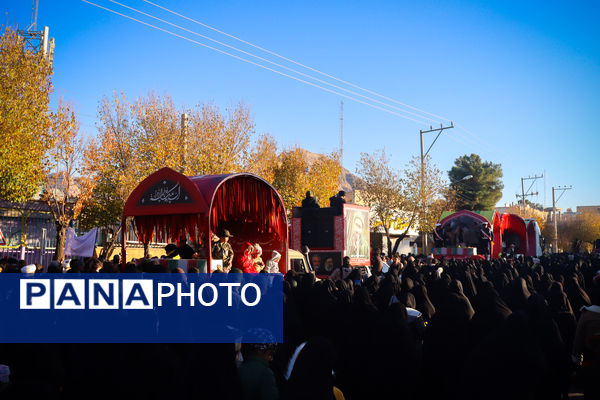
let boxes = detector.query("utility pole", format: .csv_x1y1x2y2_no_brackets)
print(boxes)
339,101,344,165
419,122,454,255
180,113,189,174
516,174,543,213
552,185,572,253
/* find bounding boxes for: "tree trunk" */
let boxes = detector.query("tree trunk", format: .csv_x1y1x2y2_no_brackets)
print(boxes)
393,215,418,250
391,238,401,255
99,226,121,261
100,242,117,261
54,222,68,262
383,225,392,256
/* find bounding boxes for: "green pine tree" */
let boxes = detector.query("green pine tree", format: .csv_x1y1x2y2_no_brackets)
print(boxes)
448,154,503,210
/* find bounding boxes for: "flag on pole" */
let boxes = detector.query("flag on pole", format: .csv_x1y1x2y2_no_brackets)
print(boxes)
65,228,98,257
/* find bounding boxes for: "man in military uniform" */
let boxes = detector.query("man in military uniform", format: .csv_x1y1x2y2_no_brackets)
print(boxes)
212,229,234,272
479,222,493,258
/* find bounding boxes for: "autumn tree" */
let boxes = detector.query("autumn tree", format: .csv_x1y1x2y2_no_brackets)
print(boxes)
505,204,548,233
42,102,96,261
79,92,139,259
0,27,54,203
132,93,183,174
244,133,279,182
404,155,454,235
355,149,408,253
548,212,600,252
186,102,254,175
272,148,309,215
356,151,452,253
448,153,503,210
270,147,342,215
307,151,343,207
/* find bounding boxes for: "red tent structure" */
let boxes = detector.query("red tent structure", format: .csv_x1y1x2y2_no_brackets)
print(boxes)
438,209,502,258
121,167,288,272
525,219,542,257
500,213,527,255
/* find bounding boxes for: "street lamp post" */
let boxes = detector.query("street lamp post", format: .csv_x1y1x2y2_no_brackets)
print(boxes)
448,175,473,212
450,175,473,186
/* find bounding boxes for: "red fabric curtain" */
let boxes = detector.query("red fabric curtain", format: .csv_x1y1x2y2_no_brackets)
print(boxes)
210,177,286,240
134,214,205,244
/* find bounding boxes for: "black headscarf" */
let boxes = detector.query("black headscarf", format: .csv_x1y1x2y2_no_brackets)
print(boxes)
503,277,531,312
563,275,591,317
413,284,436,321
401,276,414,293
547,282,573,315
283,337,336,400
469,281,512,343
546,282,577,352
440,279,475,321
400,292,417,309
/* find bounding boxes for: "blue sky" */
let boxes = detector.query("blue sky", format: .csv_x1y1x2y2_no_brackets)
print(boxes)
3,0,599,210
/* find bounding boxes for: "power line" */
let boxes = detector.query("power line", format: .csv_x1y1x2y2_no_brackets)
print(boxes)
81,0,435,125
86,0,497,154
82,0,494,159
453,122,496,152
453,122,520,163
86,1,494,155
143,0,452,125
107,0,436,125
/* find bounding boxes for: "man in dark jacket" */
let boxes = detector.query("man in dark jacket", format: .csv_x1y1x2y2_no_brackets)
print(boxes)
238,329,278,400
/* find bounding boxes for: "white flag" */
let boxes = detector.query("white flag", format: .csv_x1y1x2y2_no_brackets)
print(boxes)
65,228,98,257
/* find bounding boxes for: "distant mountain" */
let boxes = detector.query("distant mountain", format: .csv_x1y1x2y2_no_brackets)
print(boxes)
299,149,361,201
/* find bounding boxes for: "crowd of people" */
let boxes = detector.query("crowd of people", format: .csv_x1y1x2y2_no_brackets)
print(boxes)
0,251,599,400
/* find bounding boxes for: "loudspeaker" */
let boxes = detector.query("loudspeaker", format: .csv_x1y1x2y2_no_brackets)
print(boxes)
301,209,334,249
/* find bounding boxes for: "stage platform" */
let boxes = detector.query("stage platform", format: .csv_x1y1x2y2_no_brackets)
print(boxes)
432,247,483,259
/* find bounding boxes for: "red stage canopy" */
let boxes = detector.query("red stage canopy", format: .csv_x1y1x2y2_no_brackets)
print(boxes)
500,213,527,255
121,168,288,271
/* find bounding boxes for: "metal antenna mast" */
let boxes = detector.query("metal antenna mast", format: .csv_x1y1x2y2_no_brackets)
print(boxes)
28,0,39,31
340,100,344,165
18,0,54,64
